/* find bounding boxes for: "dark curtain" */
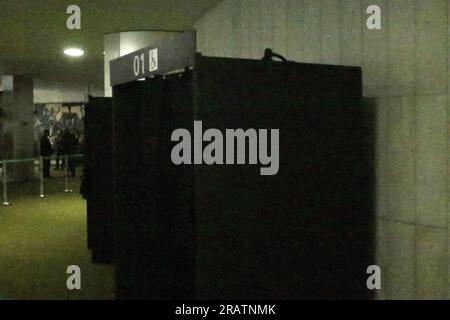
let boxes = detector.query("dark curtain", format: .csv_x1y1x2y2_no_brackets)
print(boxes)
83,97,114,264
113,71,195,300
193,57,372,300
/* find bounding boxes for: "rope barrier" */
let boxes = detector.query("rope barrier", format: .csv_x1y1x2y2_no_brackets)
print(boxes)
2,154,84,164
0,154,84,206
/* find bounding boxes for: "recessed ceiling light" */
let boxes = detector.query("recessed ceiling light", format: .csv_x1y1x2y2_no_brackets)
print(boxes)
64,48,84,57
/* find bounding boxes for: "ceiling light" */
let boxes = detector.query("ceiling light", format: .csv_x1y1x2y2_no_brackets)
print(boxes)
64,48,84,57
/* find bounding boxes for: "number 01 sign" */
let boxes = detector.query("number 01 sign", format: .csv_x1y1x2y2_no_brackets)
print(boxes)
133,49,159,77
110,31,196,86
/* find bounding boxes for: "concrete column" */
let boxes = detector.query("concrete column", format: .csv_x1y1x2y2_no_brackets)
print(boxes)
0,75,34,181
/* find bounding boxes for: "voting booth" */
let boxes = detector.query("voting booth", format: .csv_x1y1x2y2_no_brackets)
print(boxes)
104,31,373,299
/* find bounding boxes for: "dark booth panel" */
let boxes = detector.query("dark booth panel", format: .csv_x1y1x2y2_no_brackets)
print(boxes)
112,81,148,299
83,97,114,264
193,57,372,300
113,73,195,300
154,72,196,300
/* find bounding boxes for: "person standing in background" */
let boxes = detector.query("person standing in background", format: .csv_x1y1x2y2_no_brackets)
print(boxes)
53,129,61,170
40,129,53,178
61,128,79,178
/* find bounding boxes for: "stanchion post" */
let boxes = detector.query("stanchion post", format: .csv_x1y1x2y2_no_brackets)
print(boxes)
2,160,10,206
39,156,45,198
65,156,73,193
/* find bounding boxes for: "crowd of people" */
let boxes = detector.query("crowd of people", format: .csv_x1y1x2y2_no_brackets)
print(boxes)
39,128,82,179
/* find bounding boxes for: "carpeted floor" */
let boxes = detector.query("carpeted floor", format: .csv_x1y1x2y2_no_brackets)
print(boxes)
0,171,114,300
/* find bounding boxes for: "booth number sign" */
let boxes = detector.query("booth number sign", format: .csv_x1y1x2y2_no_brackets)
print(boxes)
133,48,159,77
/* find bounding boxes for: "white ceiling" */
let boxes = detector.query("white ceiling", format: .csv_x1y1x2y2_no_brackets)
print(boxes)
0,0,221,96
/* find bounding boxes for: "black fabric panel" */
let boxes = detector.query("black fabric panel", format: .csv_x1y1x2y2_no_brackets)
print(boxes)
133,77,165,299
149,73,195,299
113,72,195,300
84,97,114,264
194,57,372,300
112,81,146,299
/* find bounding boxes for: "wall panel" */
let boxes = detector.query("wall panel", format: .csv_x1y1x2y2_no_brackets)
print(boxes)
416,226,447,299
303,0,321,63
340,0,363,67
320,0,341,65
286,0,304,61
387,96,416,224
273,0,288,56
416,0,448,95
361,0,388,97
416,95,447,228
385,220,416,299
386,0,416,97
375,97,390,219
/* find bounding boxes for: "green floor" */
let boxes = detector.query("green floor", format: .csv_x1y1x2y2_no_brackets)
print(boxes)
0,171,114,300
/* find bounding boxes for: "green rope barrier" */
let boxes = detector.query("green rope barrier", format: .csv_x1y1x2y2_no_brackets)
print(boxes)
0,154,84,164
4,158,36,164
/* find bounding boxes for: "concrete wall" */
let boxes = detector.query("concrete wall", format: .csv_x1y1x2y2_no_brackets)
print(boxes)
33,86,90,104
33,79,105,104
194,0,450,299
